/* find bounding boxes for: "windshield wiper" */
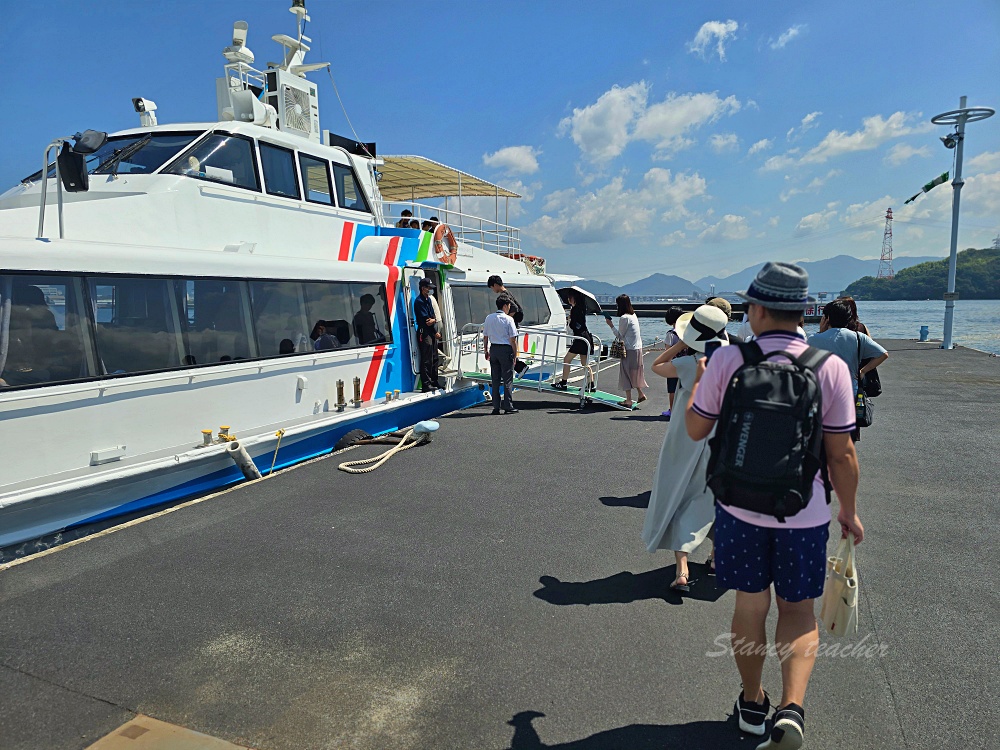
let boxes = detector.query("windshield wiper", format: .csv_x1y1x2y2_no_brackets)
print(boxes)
92,134,153,176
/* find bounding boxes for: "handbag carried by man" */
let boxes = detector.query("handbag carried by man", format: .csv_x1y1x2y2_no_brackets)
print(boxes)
855,336,874,427
819,533,860,636
609,338,626,359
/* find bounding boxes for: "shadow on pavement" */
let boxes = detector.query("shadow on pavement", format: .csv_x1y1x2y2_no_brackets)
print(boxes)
533,564,726,607
599,491,650,508
505,710,746,749
609,414,668,422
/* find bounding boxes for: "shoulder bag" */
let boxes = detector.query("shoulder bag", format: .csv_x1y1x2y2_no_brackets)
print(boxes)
855,335,874,427
820,534,860,636
609,338,626,359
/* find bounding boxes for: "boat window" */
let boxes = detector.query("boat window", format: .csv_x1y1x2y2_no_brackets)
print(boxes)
350,283,391,346
0,275,97,388
451,285,496,332
331,163,371,213
176,279,256,365
165,133,260,190
259,142,301,200
299,153,334,205
513,286,552,326
303,282,357,349
22,133,202,183
249,281,311,356
87,277,185,375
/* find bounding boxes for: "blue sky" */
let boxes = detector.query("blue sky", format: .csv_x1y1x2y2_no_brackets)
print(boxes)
4,0,998,283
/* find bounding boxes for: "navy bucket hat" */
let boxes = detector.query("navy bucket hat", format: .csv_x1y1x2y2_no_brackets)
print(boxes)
737,261,810,310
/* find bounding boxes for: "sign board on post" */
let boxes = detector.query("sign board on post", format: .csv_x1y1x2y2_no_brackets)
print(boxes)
943,292,960,301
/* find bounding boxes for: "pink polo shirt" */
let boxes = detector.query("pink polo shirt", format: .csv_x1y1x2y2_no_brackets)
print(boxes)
691,331,856,529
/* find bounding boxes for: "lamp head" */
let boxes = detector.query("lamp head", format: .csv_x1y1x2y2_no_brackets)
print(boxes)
940,133,959,149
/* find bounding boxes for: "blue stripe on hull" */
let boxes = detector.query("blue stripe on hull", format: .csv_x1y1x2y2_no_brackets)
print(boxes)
75,387,485,528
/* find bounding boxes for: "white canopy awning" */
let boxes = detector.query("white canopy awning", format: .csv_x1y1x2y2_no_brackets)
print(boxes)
377,155,521,201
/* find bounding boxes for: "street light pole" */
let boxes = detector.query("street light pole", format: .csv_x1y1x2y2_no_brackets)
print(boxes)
931,96,994,349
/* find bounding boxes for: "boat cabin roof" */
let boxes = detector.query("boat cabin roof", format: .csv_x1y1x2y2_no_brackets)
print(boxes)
377,155,520,201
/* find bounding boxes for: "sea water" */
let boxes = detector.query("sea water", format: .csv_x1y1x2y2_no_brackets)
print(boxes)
611,300,1000,355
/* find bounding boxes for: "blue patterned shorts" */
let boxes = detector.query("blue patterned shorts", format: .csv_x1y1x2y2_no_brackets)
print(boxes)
714,504,829,603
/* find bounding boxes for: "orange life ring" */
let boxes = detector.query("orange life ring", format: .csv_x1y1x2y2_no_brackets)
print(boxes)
432,223,458,265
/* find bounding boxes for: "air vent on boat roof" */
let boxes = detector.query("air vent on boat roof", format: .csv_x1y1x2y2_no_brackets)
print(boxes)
327,131,376,158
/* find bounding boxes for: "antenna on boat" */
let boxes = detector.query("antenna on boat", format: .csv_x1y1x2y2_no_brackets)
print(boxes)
271,0,328,77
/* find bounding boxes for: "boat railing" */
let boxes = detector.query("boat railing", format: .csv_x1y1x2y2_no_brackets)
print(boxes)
457,323,604,409
384,201,523,258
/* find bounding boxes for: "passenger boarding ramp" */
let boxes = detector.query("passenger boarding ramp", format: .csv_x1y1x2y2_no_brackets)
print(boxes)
457,325,636,411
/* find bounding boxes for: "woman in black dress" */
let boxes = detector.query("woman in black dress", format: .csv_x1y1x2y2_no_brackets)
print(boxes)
553,291,595,391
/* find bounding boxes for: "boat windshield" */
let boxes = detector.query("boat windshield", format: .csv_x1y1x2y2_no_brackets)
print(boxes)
23,132,203,183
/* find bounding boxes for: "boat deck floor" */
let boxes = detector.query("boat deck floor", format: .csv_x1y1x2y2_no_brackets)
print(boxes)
462,369,637,410
0,340,996,749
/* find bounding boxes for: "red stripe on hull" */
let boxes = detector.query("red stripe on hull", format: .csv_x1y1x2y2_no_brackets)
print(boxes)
358,266,402,403
384,236,401,265
338,222,354,261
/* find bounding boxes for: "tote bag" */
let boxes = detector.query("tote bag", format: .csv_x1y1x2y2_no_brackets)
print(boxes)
819,534,859,636
855,336,874,427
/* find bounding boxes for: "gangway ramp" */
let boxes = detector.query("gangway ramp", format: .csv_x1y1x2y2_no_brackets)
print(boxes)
460,370,636,410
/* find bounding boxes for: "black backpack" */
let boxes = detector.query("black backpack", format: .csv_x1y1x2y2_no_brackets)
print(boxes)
706,342,831,522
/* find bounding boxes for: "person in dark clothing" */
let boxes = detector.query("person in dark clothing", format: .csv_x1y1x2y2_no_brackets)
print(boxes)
487,275,523,326
413,278,441,391
352,294,386,345
553,291,595,391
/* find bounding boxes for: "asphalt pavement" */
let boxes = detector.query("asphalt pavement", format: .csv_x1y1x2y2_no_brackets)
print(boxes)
0,340,997,749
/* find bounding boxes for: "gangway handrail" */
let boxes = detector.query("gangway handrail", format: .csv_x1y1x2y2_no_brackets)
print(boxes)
457,323,604,409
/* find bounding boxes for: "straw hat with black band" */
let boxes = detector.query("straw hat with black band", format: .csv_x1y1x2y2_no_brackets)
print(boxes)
674,305,731,353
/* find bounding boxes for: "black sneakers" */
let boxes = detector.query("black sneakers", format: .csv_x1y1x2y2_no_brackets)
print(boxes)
552,380,568,390
755,704,805,750
735,689,770,736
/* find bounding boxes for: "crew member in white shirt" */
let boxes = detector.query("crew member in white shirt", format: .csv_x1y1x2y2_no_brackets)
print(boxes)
483,296,520,414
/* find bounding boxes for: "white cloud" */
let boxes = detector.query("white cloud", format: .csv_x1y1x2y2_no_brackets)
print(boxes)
688,20,739,61
709,133,740,153
558,82,648,163
526,168,708,247
787,111,822,141
767,216,780,227
698,214,751,242
748,138,773,155
884,143,931,166
795,208,838,235
482,145,541,174
661,230,687,246
968,150,1000,173
770,24,806,49
766,112,933,170
801,112,930,164
560,84,741,162
780,169,841,202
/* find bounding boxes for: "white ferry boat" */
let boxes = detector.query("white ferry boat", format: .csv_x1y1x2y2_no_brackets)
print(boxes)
0,1,568,550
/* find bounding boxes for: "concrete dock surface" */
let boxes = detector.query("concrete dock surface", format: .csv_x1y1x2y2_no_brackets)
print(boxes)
1,339,997,749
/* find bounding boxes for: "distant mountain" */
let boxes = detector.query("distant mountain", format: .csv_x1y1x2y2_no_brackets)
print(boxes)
575,279,622,296
575,273,703,298
622,273,703,296
843,248,999,300
696,255,945,295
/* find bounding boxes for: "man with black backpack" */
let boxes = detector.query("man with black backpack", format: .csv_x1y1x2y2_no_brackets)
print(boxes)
686,262,865,750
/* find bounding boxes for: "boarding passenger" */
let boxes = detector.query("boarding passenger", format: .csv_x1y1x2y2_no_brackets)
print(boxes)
487,275,523,326
413,278,441,391
644,305,729,591
409,219,420,230
686,261,865,747
553,291,594,392
483,296,519,414
604,294,648,407
352,294,386,345
808,299,888,441
279,338,295,355
396,209,413,228
421,220,433,232
657,306,686,418
838,296,870,335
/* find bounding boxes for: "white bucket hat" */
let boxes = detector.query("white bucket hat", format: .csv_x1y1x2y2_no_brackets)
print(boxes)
675,305,731,353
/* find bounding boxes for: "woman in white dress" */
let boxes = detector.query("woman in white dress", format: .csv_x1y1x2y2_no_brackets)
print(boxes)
642,305,730,591
604,294,648,407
